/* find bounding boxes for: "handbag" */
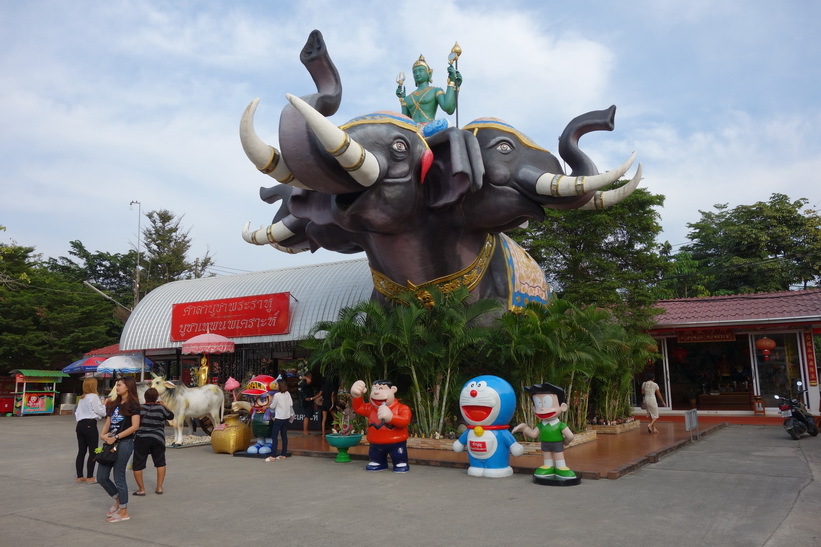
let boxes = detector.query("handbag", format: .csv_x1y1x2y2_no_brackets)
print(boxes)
640,382,647,410
96,441,119,464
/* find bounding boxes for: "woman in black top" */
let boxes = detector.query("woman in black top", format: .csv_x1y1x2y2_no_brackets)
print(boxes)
97,377,141,523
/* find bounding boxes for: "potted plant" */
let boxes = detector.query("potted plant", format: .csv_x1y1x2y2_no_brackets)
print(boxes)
324,397,365,463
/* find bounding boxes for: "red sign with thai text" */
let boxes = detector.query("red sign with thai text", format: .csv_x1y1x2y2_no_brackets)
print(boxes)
803,330,818,386
170,293,290,341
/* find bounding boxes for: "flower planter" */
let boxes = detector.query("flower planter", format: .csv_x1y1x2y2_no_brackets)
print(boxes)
588,420,641,435
325,433,363,463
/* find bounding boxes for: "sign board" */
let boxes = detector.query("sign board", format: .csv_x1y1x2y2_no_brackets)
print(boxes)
684,408,700,441
677,328,736,344
803,329,818,386
170,293,291,341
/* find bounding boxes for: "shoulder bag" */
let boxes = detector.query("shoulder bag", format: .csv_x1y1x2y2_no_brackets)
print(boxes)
95,441,119,464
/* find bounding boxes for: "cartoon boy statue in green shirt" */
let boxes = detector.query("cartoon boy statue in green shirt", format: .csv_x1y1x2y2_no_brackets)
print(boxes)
512,382,579,484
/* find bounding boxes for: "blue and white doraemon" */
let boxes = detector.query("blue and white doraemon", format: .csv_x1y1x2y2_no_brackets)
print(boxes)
453,375,524,478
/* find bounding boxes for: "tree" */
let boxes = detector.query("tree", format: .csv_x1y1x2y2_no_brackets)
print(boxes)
0,241,120,372
140,209,214,296
47,240,136,311
680,193,821,294
657,247,710,299
487,299,653,431
510,186,669,331
303,288,501,437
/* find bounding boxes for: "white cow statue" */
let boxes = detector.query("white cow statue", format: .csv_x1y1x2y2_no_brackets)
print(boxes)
149,373,225,445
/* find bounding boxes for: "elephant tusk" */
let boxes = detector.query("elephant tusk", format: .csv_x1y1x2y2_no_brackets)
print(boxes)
285,93,380,187
241,220,296,246
269,242,308,254
240,98,309,189
579,163,643,210
535,152,637,197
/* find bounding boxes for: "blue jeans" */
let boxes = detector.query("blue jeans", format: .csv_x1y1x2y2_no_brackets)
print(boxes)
270,418,289,457
97,438,134,507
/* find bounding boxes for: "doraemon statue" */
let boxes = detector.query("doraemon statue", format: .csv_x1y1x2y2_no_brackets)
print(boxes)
453,375,524,478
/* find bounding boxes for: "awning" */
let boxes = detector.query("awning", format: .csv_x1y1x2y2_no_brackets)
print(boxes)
10,369,70,378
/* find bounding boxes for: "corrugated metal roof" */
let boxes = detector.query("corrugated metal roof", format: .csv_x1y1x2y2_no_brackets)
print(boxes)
120,259,372,351
654,289,821,328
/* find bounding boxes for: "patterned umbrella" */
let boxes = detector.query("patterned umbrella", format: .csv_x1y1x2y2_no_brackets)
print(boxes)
96,355,153,375
182,333,235,354
62,356,106,374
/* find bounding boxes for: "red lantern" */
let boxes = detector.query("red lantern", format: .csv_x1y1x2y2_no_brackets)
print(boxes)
672,347,688,363
755,336,776,361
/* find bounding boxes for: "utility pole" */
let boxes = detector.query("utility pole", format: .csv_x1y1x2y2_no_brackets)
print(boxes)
129,201,142,308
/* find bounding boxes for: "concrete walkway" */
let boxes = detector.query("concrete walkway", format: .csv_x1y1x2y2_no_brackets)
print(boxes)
0,415,818,546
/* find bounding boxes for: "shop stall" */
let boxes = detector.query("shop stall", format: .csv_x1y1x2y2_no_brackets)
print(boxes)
9,369,69,416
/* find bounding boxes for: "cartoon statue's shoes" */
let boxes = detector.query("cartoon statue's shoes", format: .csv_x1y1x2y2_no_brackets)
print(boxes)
393,463,409,473
533,466,555,476
554,467,577,479
366,462,388,472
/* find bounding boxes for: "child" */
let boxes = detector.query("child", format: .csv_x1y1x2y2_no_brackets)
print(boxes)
132,388,174,495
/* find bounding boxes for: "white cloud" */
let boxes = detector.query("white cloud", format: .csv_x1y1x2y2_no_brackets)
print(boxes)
2,0,820,276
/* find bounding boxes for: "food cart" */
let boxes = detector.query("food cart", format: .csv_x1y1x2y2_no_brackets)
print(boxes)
10,369,69,416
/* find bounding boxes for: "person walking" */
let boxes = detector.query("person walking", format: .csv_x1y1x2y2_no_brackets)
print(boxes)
97,377,141,523
74,377,106,484
132,387,174,496
642,373,666,434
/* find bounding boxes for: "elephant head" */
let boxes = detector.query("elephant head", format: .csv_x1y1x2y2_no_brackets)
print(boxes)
463,111,642,211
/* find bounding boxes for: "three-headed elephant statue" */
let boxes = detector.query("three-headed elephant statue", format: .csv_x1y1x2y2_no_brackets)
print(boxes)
239,30,642,310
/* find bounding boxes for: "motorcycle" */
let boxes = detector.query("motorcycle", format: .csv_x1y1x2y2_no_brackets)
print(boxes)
773,381,819,440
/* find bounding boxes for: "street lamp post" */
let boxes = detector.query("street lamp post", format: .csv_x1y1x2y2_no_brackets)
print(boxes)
129,200,142,308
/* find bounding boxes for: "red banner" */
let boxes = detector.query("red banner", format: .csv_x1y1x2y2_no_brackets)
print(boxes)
677,328,736,344
170,293,290,341
803,330,818,386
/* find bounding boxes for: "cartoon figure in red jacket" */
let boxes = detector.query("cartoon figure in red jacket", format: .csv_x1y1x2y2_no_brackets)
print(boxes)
351,379,412,472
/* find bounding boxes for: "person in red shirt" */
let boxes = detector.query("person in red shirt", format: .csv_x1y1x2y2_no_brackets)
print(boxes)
351,379,412,472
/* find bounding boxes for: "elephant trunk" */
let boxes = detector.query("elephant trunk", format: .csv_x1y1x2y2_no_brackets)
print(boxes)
277,31,368,194
558,105,616,176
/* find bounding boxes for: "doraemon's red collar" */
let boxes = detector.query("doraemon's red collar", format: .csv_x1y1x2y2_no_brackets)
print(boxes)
466,425,509,430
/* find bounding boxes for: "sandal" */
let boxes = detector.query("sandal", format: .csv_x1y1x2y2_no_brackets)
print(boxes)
85,479,97,484
76,477,86,484
276,455,286,460
106,505,119,518
264,456,277,462
133,491,146,496
107,513,130,523
155,489,163,495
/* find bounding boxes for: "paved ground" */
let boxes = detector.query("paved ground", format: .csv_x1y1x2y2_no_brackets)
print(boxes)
1,415,818,546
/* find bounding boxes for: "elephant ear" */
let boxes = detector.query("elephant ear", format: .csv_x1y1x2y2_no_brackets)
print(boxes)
424,128,484,209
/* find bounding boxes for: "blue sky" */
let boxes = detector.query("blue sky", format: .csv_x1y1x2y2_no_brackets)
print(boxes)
2,1,820,275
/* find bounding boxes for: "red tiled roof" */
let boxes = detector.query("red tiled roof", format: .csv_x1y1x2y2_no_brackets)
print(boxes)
655,289,821,328
84,343,125,357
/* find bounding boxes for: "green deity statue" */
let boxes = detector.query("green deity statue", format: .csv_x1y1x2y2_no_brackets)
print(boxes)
396,53,462,137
